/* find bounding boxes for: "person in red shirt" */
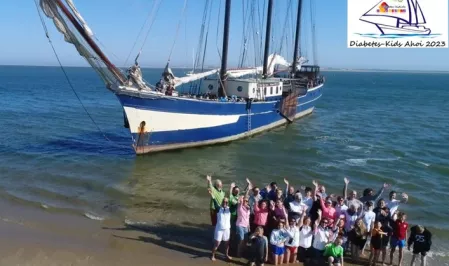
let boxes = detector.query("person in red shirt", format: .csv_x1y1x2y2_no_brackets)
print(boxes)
389,211,408,266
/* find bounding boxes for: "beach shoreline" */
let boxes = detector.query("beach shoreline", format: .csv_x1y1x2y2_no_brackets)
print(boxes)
0,198,442,266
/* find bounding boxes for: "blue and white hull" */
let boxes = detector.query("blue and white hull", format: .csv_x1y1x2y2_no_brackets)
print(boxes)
116,84,323,154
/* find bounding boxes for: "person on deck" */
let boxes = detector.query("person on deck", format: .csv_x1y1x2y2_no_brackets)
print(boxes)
208,189,232,262
207,175,225,226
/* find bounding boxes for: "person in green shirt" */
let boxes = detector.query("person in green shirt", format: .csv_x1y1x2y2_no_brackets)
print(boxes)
323,237,344,266
207,175,226,226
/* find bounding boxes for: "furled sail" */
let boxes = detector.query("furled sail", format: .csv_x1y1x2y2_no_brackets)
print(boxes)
227,54,291,78
173,69,219,88
360,0,411,26
39,0,126,87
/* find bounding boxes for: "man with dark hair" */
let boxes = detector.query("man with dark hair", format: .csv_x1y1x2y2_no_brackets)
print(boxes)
386,190,409,215
359,183,389,204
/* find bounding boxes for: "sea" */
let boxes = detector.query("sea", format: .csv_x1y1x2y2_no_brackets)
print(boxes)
0,66,448,263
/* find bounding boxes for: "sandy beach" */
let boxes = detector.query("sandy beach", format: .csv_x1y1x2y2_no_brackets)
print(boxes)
1,198,435,266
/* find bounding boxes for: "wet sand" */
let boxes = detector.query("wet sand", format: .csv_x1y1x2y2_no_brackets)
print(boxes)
0,199,427,266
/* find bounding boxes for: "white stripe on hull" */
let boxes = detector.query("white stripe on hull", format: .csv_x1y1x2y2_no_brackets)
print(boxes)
124,107,241,133
134,107,314,154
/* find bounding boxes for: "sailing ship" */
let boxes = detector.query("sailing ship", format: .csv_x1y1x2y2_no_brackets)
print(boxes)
360,0,431,35
39,0,324,155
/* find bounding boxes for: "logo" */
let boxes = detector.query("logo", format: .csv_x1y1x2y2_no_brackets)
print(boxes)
347,0,448,48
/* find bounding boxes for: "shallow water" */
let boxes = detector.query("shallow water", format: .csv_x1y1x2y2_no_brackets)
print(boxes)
0,66,448,262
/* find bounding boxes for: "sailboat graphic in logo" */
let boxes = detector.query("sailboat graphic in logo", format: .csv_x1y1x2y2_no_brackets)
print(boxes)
360,0,431,35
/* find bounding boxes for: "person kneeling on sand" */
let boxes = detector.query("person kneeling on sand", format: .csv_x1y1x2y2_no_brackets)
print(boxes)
323,237,345,266
248,226,268,266
208,189,232,262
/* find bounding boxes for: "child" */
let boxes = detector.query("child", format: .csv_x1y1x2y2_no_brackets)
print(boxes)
408,225,432,266
269,219,291,265
248,226,268,266
297,212,314,264
323,237,344,266
368,221,387,266
389,212,408,266
209,188,232,261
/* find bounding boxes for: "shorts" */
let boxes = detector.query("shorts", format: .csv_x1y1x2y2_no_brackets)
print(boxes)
210,209,218,226
325,256,341,264
390,237,406,248
413,249,428,256
381,236,391,248
286,246,298,254
214,228,230,242
272,245,285,255
313,248,324,258
236,226,249,241
297,246,312,262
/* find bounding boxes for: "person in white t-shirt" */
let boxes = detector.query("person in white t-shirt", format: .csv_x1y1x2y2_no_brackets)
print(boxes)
288,192,308,222
297,211,314,263
284,217,300,264
209,189,232,261
361,201,376,256
385,190,408,215
312,210,333,263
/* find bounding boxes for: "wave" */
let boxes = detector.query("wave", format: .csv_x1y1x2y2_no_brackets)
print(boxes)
417,161,430,167
84,212,105,221
345,157,400,166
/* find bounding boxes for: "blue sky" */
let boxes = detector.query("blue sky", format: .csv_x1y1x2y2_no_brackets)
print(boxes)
0,0,448,70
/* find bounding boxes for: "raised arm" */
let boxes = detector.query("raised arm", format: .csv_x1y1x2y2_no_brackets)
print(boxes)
312,180,319,201
343,177,349,200
372,183,389,202
229,182,236,196
298,206,307,228
206,175,213,188
245,180,253,198
208,188,220,210
284,178,290,197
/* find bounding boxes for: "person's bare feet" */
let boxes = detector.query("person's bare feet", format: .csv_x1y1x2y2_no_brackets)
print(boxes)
226,255,233,261
211,256,216,261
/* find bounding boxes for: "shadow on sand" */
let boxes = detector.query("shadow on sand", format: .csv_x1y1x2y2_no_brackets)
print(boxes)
102,221,247,265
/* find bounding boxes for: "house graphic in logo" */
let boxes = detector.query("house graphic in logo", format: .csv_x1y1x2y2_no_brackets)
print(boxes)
360,0,431,35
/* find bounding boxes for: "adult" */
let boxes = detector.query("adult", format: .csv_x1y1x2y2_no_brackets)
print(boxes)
359,183,389,204
314,180,337,227
288,193,308,222
209,189,232,261
236,190,251,257
386,191,409,215
283,178,296,209
207,175,226,226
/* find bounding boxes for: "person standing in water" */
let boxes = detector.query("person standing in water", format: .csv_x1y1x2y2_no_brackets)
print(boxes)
390,212,408,266
408,225,432,266
208,189,232,262
248,226,268,266
207,175,226,226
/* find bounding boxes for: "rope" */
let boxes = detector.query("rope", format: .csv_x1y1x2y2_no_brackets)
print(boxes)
215,0,222,61
123,0,158,67
167,0,188,62
33,0,130,149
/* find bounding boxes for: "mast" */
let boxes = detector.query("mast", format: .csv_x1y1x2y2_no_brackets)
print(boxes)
262,0,273,78
54,0,126,85
292,0,303,76
219,0,231,97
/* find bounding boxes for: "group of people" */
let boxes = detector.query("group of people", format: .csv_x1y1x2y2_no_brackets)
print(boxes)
206,175,432,266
